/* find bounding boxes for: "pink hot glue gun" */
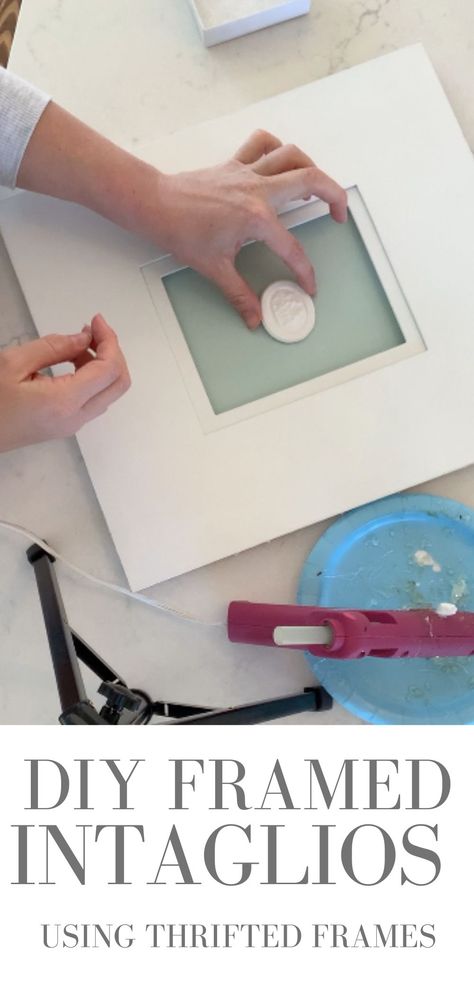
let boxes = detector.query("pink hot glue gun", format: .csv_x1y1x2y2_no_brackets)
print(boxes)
227,602,474,659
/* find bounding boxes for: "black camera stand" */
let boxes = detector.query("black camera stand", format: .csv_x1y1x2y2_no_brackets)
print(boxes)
27,544,333,726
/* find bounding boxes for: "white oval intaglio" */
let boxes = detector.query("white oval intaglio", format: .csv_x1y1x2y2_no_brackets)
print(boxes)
261,280,315,343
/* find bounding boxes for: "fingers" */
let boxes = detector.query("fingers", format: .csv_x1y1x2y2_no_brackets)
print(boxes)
262,219,316,296
265,165,348,221
233,129,282,165
49,314,131,432
67,314,130,406
252,144,316,177
72,324,109,376
235,135,347,221
6,328,93,378
0,315,131,445
212,260,262,329
79,372,132,423
70,325,95,370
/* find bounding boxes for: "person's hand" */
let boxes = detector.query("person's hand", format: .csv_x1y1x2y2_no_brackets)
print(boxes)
0,314,131,453
153,130,348,328
17,103,347,329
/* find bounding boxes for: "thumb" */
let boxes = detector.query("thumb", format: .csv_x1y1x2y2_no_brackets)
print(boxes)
15,329,92,377
212,260,262,329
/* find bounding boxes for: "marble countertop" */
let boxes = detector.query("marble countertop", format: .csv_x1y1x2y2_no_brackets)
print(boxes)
1,0,473,725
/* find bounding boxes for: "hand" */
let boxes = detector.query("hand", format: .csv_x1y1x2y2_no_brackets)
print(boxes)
154,130,348,328
17,104,347,329
0,314,131,453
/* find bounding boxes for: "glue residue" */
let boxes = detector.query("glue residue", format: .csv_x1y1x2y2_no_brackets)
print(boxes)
413,549,442,573
435,602,458,617
451,578,468,601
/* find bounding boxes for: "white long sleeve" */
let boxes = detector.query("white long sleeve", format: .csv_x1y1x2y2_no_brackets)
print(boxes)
0,66,50,188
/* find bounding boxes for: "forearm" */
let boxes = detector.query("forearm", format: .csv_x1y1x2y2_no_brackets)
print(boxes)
6,72,346,331
17,99,163,238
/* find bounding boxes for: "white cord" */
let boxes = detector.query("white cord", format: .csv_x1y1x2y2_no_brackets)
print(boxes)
0,519,225,628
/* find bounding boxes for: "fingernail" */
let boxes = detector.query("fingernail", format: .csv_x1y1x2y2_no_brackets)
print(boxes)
76,327,91,338
245,312,261,330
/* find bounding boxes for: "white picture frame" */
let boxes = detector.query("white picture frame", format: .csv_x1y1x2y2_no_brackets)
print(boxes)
1,45,474,592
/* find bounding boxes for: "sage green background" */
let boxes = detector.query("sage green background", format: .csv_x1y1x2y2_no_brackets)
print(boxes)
163,211,405,415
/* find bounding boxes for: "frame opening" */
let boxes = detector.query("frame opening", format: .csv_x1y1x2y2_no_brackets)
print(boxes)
142,187,424,431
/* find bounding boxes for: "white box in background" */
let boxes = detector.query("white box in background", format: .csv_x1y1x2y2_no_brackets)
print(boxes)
188,0,311,47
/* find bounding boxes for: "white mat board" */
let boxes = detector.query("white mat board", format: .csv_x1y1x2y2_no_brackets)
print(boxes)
1,45,474,591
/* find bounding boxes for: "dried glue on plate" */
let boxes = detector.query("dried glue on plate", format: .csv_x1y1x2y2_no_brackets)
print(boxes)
261,280,315,343
435,602,458,617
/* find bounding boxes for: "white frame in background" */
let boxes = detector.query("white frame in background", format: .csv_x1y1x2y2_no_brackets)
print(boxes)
1,45,474,591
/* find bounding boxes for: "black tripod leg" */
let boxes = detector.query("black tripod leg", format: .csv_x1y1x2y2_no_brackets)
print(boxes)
27,544,87,714
170,687,333,724
71,630,124,684
26,543,334,727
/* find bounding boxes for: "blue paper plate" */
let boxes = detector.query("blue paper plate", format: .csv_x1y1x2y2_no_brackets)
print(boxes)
297,494,474,724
